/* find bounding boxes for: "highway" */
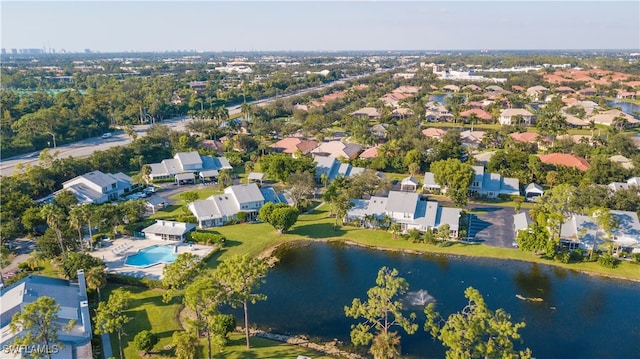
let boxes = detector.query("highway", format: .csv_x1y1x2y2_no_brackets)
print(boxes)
0,69,397,177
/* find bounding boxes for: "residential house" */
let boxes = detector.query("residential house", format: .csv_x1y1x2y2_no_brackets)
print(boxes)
485,85,504,92
560,210,640,253
424,102,453,122
607,177,640,193
509,132,550,149
526,85,549,101
442,85,460,92
460,109,492,122
350,107,381,119
380,92,412,108
145,196,167,214
421,127,447,140
142,220,196,241
473,151,495,165
555,86,575,94
1,271,93,359
513,212,532,237
499,109,535,125
189,81,207,95
462,84,482,92
346,191,461,237
563,114,588,128
400,176,419,192
270,137,319,155
460,130,486,148
391,108,414,119
587,109,639,127
537,153,591,171
578,88,597,96
392,85,421,94
148,151,232,181
314,156,365,183
187,183,271,228
609,155,634,170
524,183,544,202
199,139,225,154
422,172,442,193
62,170,132,204
359,146,380,159
469,166,520,198
370,124,388,139
311,141,362,159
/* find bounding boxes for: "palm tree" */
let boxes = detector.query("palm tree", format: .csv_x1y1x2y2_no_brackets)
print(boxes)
26,250,44,272
40,204,67,256
389,222,402,239
217,169,233,190
86,266,107,302
320,172,329,188
588,120,596,138
69,206,85,245
241,102,252,122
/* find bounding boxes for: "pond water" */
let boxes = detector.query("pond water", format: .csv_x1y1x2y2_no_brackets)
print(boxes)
247,242,640,358
606,100,640,118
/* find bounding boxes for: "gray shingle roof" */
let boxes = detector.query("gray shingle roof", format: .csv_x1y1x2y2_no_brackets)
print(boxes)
142,220,196,236
385,191,419,216
175,151,203,168
226,183,264,206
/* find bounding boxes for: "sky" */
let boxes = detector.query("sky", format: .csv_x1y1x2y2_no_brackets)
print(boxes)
1,1,639,52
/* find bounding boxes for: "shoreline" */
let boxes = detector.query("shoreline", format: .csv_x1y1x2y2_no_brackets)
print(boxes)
258,237,640,283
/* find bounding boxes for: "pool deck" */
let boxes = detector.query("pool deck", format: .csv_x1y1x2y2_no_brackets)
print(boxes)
91,236,213,280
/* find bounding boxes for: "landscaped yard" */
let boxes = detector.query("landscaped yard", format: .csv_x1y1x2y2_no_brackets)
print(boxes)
104,200,640,358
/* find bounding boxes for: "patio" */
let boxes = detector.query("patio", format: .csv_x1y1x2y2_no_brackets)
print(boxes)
91,236,213,280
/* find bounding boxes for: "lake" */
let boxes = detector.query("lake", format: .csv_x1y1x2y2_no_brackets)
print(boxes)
247,241,640,358
606,100,640,118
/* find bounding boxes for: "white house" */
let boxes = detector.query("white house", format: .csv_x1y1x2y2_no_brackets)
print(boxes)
314,156,365,183
148,151,232,181
524,183,544,202
560,210,640,253
469,166,520,198
1,270,93,359
142,220,196,242
346,191,461,238
188,183,280,228
422,172,442,193
499,109,535,125
400,176,419,192
62,170,132,204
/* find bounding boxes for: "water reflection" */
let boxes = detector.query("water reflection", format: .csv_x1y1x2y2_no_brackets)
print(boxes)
249,242,640,358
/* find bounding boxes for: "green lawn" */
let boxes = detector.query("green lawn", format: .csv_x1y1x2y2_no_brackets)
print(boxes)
103,284,183,359
213,333,336,359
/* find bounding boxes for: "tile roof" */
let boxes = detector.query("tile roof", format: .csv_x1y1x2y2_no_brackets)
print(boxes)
421,128,447,138
537,153,591,171
460,108,492,120
359,146,380,159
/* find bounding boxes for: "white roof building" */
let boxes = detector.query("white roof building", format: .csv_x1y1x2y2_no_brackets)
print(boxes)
1,271,93,359
346,191,461,238
62,170,132,204
561,210,640,253
148,151,232,180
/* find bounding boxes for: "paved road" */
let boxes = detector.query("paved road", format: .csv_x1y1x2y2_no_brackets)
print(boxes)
0,70,389,177
466,205,518,248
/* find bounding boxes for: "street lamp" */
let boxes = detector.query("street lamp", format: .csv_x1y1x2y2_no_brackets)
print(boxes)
46,131,56,149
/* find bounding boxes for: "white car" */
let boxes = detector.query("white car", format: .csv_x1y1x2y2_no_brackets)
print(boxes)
102,133,112,139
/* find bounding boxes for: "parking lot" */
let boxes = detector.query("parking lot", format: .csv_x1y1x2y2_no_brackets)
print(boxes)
466,205,520,248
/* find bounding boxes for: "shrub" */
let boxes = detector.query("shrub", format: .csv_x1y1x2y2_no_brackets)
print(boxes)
569,249,585,263
598,253,618,268
554,250,571,264
236,211,248,223
632,253,640,263
133,330,158,354
189,232,226,245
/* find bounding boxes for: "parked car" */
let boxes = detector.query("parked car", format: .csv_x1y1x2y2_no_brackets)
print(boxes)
102,132,112,139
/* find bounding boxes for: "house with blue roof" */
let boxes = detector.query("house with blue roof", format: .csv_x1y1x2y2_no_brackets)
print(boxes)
1,270,93,359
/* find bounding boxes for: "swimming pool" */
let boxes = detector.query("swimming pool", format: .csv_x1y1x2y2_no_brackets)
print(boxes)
124,245,177,268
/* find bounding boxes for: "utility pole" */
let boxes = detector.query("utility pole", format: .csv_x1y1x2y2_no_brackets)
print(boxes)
46,132,57,149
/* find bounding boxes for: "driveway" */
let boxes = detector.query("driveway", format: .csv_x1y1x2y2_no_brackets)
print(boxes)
466,205,519,248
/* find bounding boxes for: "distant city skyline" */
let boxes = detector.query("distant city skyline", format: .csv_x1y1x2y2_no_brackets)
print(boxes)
2,1,639,53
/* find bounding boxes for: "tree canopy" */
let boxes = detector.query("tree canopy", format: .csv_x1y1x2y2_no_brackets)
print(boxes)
425,287,532,359
430,158,474,207
344,267,418,359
